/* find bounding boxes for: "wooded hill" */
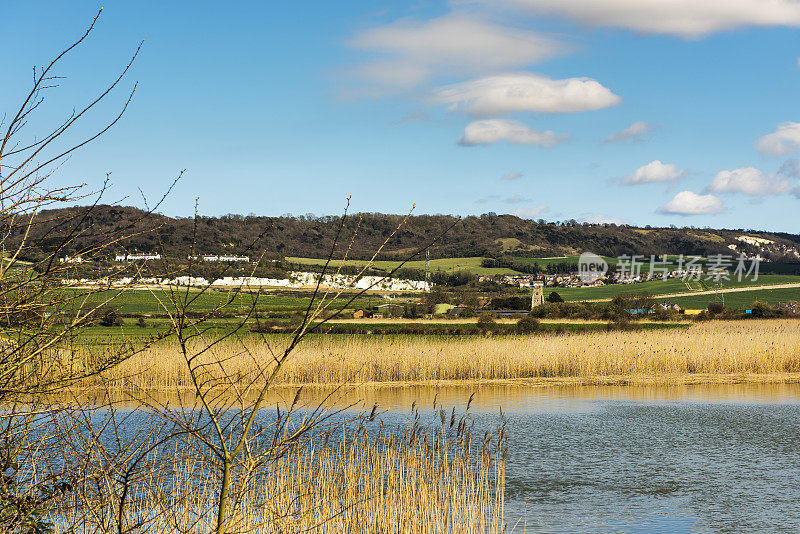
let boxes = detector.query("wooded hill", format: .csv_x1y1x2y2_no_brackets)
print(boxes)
13,205,800,263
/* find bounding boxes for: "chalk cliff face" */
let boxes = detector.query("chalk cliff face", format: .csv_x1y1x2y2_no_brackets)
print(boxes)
728,235,800,261
63,272,430,291
14,204,800,263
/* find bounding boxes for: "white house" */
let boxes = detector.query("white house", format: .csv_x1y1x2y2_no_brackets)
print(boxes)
115,253,162,261
188,255,250,262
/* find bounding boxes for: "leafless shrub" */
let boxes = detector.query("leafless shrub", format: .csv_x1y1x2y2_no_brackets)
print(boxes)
0,9,179,532
1,10,504,534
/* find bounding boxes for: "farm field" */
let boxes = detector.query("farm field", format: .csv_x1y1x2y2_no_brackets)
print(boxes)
511,254,716,272
549,274,800,302
293,254,697,275
512,254,800,273
49,272,800,328
511,255,608,267
74,319,688,344
290,254,800,284
666,287,800,309
59,275,800,322
56,288,376,316
286,256,519,276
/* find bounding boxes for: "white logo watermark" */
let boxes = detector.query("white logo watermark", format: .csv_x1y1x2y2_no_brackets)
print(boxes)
578,253,760,283
578,252,609,284
615,254,760,283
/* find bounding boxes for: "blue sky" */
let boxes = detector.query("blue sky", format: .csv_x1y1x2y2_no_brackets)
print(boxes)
1,1,799,231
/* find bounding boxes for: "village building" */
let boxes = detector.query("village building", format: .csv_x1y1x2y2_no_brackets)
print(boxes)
59,256,83,263
115,253,162,261
530,281,544,309
187,254,251,262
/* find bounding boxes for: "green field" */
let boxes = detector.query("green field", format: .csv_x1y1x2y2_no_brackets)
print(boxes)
287,256,519,276
511,255,606,267
511,254,782,273
666,287,800,309
291,254,799,280
58,288,376,316
76,318,690,342
548,275,800,302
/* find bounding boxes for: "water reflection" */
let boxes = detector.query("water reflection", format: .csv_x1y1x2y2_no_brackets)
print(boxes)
68,383,800,533
495,394,800,533
358,383,800,533
75,381,800,412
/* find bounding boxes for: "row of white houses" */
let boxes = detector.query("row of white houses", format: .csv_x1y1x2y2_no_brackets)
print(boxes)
115,253,162,261
60,253,250,262
62,271,430,291
187,255,251,262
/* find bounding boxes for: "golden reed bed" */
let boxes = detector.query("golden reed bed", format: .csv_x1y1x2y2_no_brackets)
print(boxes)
49,419,505,534
90,320,800,390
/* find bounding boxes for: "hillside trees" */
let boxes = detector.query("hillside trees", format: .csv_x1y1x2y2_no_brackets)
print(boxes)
14,206,800,263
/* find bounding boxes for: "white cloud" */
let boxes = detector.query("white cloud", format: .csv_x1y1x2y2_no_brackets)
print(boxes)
622,160,687,185
658,191,724,215
434,73,621,117
458,119,567,147
604,121,658,143
489,0,800,38
502,172,523,180
708,166,792,196
755,122,800,156
510,206,549,218
349,13,568,90
504,194,530,203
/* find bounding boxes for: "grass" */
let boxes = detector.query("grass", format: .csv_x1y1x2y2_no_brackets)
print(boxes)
292,254,722,275
55,288,375,315
69,318,687,342
511,255,609,267
291,255,800,294
667,287,800,309
512,254,709,271
550,274,800,302
75,320,800,390
287,256,519,276
513,254,799,272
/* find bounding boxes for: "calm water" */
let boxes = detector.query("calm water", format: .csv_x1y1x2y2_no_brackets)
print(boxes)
367,384,800,533
85,383,800,533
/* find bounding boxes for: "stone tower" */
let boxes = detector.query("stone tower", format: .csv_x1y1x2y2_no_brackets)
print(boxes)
531,281,544,309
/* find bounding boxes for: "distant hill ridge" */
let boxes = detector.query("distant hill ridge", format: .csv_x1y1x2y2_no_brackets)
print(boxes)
16,205,800,263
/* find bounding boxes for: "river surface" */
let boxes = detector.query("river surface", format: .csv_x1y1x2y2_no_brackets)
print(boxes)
87,383,800,533
358,383,800,533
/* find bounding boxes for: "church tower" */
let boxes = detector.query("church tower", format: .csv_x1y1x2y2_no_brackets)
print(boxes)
531,281,544,309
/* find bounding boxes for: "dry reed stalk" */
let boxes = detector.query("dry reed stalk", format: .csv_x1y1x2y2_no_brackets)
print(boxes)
44,416,506,533
78,320,800,390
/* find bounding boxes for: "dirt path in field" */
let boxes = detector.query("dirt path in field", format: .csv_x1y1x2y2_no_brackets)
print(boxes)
580,282,800,303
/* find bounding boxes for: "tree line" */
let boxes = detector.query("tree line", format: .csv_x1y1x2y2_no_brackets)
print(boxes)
11,206,800,264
